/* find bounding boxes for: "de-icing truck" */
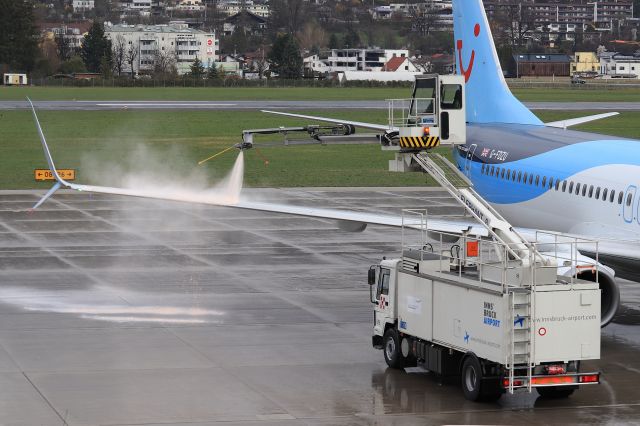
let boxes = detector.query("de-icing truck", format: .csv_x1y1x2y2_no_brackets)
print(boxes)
368,75,602,402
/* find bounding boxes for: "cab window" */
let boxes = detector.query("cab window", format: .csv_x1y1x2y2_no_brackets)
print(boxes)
376,268,391,298
441,84,463,110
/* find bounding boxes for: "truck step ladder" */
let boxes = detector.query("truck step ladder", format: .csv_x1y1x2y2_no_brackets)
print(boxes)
507,287,535,393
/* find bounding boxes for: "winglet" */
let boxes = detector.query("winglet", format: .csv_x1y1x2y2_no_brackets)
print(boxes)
545,112,619,129
27,98,69,209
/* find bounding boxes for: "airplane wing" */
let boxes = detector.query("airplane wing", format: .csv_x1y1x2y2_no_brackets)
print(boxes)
261,110,396,133
545,112,619,129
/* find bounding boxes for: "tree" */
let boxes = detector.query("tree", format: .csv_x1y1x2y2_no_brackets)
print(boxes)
80,21,112,72
269,0,307,34
410,6,440,37
55,33,72,62
59,56,88,74
0,0,39,73
268,33,302,79
125,42,138,78
112,35,126,76
153,50,177,79
206,63,219,79
328,33,339,49
189,57,206,79
297,21,327,51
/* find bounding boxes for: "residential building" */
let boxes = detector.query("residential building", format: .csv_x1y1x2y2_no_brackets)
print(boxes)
105,22,218,75
484,0,633,35
40,22,92,53
118,0,153,16
223,10,267,36
175,0,205,11
218,0,270,18
381,56,420,72
571,51,600,76
323,48,410,72
72,0,95,12
599,51,640,78
512,53,572,77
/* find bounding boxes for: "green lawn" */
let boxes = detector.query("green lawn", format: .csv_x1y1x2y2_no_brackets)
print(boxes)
2,109,638,190
2,85,640,102
0,86,406,101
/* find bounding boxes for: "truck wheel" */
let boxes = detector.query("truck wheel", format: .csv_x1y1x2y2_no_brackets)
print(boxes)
536,386,576,399
383,329,405,369
461,356,482,401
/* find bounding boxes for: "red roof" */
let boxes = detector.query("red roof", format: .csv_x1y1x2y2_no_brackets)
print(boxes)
382,56,407,72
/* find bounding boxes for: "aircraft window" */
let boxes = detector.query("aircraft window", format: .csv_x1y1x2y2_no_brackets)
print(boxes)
575,183,581,195
542,176,547,187
569,181,574,193
588,185,594,198
481,164,485,174
506,169,511,180
528,174,533,185
512,171,517,182
603,188,608,200
618,192,624,204
555,179,560,191
610,190,616,203
627,192,633,207
535,175,540,186
581,185,587,197
500,168,505,179
523,172,528,183
548,177,554,189
595,187,601,199
517,171,522,182
490,165,495,176
562,181,567,192
441,84,463,110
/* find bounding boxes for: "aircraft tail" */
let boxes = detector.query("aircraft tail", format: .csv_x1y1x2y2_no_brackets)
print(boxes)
452,0,542,126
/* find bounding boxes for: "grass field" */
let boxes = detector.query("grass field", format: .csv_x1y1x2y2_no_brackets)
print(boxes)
2,85,640,102
2,108,639,190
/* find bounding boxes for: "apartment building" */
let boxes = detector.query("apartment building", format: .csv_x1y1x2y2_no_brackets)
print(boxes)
105,22,218,75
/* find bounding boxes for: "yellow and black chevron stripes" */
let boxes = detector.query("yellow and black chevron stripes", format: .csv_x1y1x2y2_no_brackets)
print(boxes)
399,136,440,149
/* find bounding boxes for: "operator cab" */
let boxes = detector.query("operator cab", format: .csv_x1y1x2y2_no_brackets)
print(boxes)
385,74,467,172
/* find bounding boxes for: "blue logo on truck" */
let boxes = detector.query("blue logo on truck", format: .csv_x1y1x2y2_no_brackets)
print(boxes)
400,320,407,330
483,301,501,327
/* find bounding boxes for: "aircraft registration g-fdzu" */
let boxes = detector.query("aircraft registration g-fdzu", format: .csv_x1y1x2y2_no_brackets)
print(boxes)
29,0,638,326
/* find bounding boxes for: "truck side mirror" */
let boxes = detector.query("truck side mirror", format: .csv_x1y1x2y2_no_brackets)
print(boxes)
368,267,377,285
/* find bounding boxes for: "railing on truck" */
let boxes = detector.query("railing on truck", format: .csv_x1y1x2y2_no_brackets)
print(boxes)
399,209,600,394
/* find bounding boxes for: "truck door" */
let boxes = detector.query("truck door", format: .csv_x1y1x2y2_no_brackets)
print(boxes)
375,267,392,318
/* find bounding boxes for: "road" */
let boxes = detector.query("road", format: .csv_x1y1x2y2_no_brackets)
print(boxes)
0,187,639,425
2,100,640,111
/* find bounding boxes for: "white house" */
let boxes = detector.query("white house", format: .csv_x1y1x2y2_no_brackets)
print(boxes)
72,0,95,12
599,51,640,78
381,56,420,72
105,22,218,75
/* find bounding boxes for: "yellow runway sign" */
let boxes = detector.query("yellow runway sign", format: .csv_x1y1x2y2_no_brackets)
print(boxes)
34,169,76,181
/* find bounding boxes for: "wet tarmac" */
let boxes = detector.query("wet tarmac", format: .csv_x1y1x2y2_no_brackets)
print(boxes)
0,187,639,425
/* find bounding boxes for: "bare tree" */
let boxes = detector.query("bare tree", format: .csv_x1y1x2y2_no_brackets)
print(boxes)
410,6,440,37
125,42,138,78
153,50,177,78
254,47,268,79
493,3,535,47
112,35,126,76
269,0,307,35
55,33,72,62
296,21,327,51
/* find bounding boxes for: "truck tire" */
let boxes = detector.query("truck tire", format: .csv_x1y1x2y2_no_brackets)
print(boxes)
461,356,483,401
383,328,405,369
536,386,576,399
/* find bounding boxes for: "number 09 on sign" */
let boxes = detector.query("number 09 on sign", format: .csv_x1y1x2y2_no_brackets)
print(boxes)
34,169,76,181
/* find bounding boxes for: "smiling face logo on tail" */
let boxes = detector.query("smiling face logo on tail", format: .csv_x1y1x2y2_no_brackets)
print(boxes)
457,23,480,83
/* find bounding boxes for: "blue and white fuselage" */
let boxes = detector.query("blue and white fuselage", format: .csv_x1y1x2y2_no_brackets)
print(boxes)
453,125,640,241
